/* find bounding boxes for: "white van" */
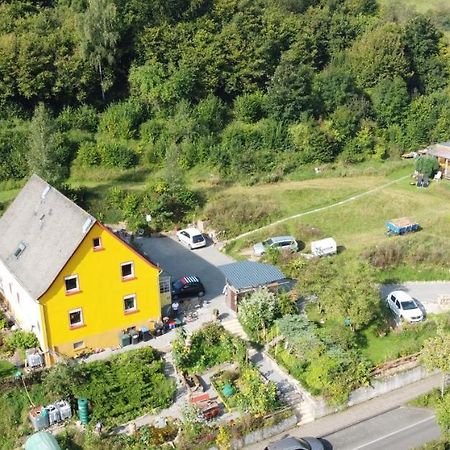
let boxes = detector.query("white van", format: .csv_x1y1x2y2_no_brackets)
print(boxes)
311,237,337,257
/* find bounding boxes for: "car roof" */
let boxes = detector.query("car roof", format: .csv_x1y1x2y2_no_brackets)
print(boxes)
390,291,415,302
179,276,201,285
266,437,310,450
268,235,296,243
183,227,203,235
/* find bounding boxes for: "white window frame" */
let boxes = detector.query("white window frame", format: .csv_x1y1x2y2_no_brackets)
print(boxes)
121,262,135,280
73,340,85,350
123,294,137,313
69,308,83,327
64,275,79,293
93,237,102,250
159,278,171,294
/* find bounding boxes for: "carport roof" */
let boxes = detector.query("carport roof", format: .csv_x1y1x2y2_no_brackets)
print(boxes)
219,261,286,290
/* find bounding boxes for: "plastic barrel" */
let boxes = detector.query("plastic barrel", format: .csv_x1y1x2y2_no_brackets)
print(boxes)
77,398,89,425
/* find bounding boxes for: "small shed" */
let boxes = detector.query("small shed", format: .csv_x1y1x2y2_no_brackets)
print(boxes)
425,142,450,179
25,431,61,450
219,261,290,312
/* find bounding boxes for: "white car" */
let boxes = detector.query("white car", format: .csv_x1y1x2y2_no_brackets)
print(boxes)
385,291,424,323
176,227,206,249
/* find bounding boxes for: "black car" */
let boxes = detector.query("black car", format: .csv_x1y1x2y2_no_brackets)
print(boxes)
171,276,205,300
264,436,324,450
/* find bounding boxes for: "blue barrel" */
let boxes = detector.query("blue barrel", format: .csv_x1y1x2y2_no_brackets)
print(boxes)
77,398,89,425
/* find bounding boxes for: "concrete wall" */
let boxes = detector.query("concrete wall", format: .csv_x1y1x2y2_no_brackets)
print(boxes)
308,365,435,420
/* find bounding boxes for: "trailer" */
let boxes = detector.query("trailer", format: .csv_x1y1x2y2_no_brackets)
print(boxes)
311,237,337,257
386,217,420,236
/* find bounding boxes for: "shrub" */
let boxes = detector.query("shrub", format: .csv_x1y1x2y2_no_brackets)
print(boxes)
238,288,281,342
234,91,268,123
76,141,101,167
204,197,279,237
5,330,39,351
98,100,147,140
99,142,138,169
57,105,99,132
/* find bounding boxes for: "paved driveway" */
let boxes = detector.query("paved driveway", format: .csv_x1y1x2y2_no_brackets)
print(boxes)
135,234,235,315
380,282,450,315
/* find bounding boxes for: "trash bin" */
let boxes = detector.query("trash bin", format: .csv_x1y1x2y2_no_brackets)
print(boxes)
141,327,152,342
119,332,131,347
129,329,139,345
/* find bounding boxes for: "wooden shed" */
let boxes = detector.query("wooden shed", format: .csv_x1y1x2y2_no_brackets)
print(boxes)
425,142,450,179
219,261,291,312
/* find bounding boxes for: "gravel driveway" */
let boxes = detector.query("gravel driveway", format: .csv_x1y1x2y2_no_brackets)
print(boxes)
380,282,450,314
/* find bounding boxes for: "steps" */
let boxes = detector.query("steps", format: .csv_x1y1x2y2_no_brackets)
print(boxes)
221,317,248,340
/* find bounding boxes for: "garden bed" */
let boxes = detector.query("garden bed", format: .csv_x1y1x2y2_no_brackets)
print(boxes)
211,364,280,414
172,323,247,374
0,347,176,449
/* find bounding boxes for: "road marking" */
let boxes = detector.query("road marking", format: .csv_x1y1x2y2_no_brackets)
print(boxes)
350,415,435,450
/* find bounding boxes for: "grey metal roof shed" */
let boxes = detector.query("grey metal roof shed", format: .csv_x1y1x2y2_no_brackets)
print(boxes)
219,261,287,291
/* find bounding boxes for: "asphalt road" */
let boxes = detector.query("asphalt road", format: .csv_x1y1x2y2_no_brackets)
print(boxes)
323,407,440,450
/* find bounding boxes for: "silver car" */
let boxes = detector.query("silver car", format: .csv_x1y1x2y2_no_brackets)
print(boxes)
253,235,298,256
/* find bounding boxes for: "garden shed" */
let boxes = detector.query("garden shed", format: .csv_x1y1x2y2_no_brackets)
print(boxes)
425,142,450,179
219,261,290,312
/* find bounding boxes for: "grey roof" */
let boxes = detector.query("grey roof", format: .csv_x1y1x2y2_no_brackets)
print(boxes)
219,261,286,290
426,142,450,159
0,174,95,299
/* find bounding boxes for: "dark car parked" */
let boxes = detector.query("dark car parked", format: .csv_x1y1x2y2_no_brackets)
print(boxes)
171,276,205,301
264,436,324,450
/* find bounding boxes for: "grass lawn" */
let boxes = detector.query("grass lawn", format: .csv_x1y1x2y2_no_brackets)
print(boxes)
225,163,450,281
360,321,438,365
0,360,15,378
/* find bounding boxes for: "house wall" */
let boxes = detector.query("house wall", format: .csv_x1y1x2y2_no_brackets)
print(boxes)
39,223,161,359
0,260,45,348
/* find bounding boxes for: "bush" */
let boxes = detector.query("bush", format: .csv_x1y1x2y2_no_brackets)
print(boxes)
76,141,102,167
5,330,39,351
204,197,279,237
99,142,139,169
57,105,99,132
234,91,268,123
98,100,147,140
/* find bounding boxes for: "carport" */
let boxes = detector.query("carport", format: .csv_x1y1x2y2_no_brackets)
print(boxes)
219,261,290,312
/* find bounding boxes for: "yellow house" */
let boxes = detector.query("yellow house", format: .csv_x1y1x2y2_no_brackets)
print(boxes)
0,175,161,364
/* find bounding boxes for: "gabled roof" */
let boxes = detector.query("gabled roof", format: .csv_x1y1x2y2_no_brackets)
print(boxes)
426,142,450,159
0,174,95,299
219,261,286,291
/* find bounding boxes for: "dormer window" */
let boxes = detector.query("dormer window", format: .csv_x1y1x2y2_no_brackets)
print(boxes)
93,237,102,251
14,242,26,259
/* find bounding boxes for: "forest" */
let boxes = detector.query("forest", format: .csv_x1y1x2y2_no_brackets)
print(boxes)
1,0,450,229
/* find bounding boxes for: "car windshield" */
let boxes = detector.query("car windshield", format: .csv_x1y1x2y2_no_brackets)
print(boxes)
192,234,204,243
263,239,274,247
401,300,417,310
172,280,184,290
